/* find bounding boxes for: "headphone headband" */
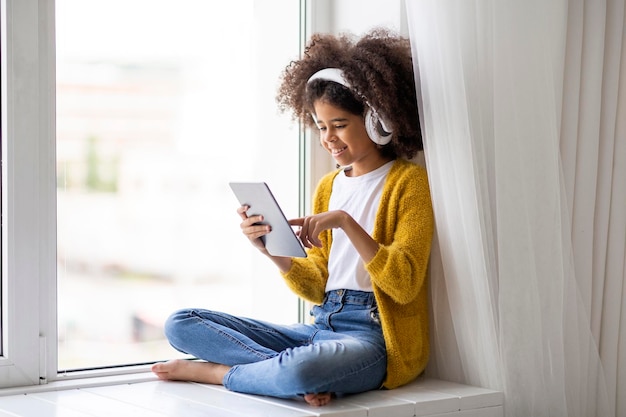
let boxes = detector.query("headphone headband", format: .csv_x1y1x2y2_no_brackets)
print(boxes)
307,68,351,88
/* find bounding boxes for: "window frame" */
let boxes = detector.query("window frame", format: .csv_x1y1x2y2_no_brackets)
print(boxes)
1,0,326,390
1,0,57,388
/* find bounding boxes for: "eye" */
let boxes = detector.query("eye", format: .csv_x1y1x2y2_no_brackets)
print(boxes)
334,124,346,129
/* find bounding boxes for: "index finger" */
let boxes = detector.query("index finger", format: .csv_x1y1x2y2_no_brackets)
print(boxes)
288,217,305,226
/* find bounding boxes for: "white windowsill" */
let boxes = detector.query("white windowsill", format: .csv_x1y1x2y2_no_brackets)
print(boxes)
0,366,158,397
0,373,505,417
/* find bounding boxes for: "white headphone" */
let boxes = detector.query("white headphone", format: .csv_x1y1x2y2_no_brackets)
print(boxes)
307,68,393,145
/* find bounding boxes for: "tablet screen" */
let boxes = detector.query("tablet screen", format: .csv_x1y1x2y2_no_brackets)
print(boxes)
229,182,307,258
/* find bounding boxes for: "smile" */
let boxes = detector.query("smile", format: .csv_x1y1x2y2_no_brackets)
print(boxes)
330,146,347,155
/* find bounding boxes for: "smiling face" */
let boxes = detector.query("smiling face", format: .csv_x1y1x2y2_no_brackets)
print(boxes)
313,100,392,177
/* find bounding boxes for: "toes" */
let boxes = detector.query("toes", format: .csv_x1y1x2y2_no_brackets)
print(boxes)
304,393,332,407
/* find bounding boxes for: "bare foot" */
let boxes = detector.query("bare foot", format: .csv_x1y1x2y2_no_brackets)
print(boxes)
304,392,332,407
151,359,230,385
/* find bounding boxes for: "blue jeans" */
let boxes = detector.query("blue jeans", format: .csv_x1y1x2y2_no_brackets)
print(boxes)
164,289,387,399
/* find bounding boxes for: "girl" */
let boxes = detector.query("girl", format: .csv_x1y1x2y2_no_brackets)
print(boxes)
152,28,434,407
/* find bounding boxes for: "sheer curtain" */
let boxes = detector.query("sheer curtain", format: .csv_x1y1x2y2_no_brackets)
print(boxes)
406,0,625,416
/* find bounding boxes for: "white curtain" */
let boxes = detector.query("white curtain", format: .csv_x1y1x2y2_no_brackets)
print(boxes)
406,0,625,416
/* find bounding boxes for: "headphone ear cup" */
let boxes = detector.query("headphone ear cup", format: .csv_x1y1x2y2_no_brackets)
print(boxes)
365,108,392,145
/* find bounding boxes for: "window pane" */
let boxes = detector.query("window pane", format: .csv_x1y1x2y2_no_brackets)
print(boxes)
56,0,302,370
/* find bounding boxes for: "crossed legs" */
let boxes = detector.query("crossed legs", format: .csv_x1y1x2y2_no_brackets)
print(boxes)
153,303,385,407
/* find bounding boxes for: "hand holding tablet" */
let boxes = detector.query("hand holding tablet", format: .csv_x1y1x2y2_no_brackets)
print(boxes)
229,182,307,258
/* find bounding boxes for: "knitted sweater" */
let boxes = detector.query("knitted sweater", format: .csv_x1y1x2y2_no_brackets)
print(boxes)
280,158,434,389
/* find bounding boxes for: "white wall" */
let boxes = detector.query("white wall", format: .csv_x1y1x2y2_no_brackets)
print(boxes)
311,0,407,36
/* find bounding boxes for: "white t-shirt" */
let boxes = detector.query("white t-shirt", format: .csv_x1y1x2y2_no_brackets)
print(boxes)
325,161,393,292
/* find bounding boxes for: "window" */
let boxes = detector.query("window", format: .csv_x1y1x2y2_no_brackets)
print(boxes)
2,0,307,387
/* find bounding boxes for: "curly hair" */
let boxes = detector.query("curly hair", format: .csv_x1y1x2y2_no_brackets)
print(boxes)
276,28,422,160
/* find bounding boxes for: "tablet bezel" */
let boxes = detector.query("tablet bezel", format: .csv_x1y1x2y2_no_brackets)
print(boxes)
229,182,307,258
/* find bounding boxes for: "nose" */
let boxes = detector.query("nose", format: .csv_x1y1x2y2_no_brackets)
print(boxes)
322,130,337,143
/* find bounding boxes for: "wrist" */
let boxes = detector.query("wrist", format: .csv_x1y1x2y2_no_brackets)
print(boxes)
339,210,353,230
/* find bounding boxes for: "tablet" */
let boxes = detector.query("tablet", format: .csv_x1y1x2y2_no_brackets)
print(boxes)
229,182,307,258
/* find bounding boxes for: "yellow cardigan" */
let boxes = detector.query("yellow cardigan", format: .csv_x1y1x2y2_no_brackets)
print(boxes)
281,158,434,389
